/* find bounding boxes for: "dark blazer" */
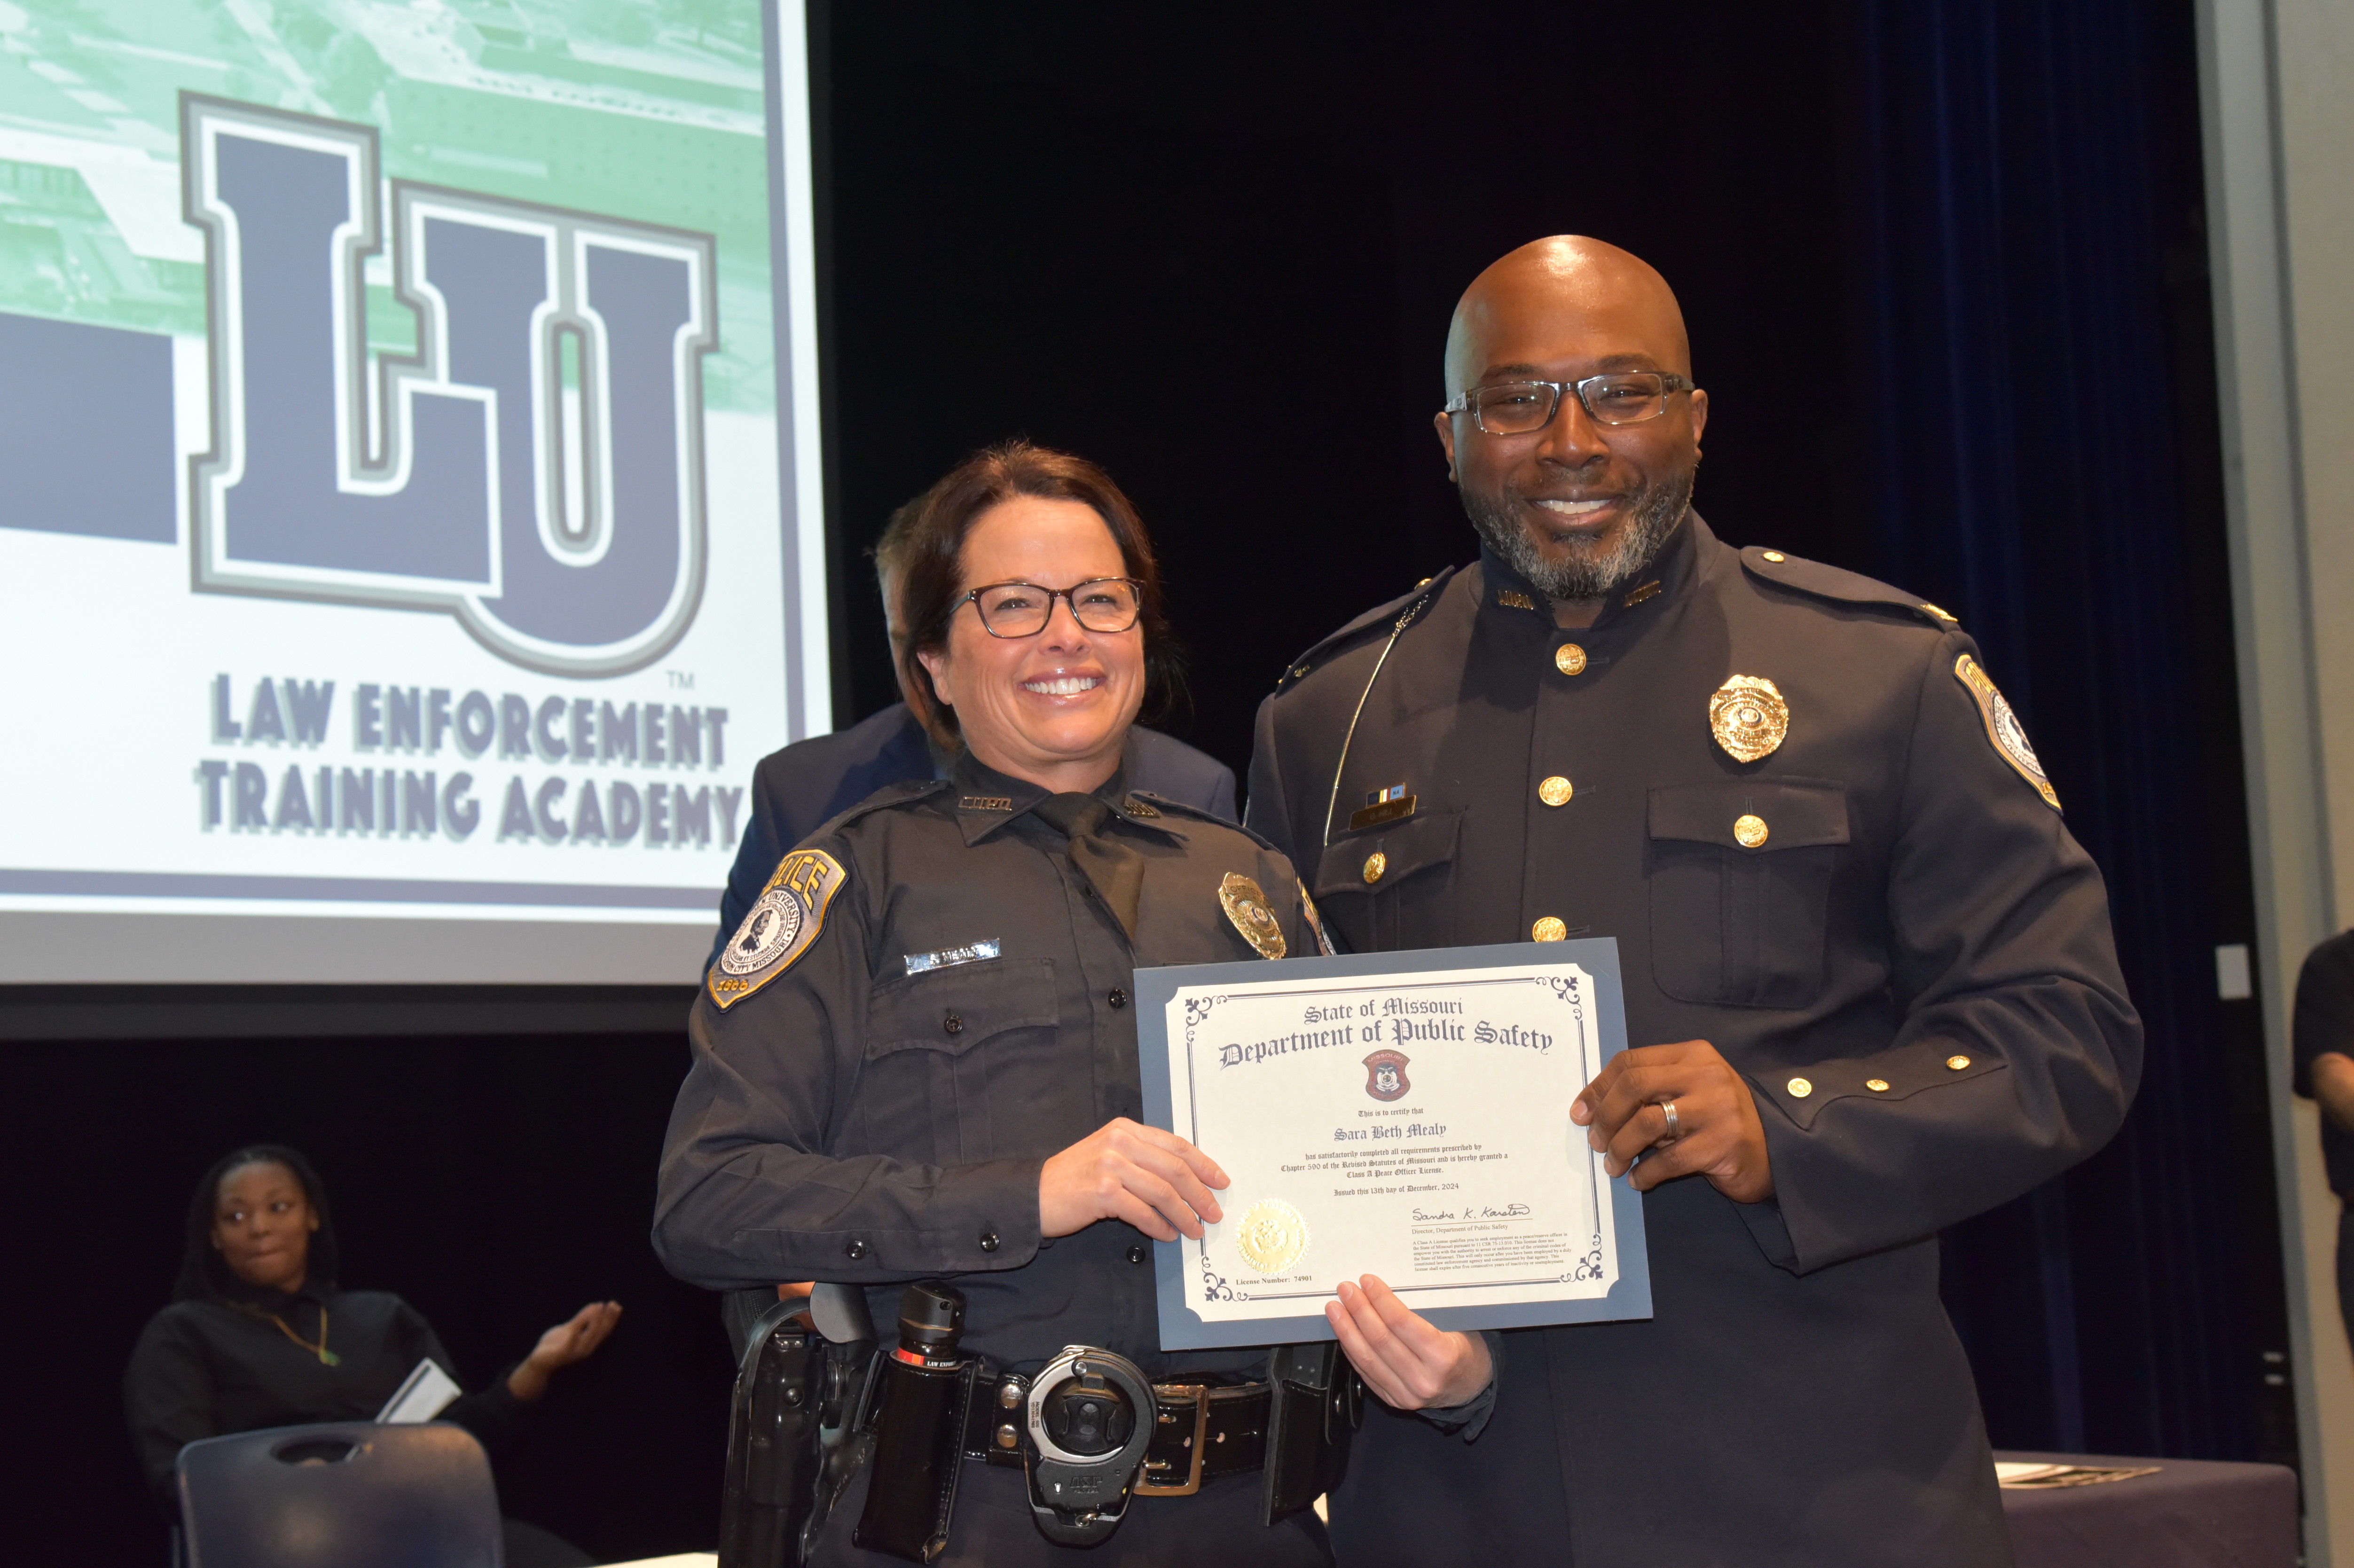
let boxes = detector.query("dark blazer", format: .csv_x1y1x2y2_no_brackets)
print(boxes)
710,703,1237,967
1246,515,2141,1567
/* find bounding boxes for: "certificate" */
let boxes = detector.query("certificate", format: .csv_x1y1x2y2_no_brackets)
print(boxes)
1135,939,1653,1350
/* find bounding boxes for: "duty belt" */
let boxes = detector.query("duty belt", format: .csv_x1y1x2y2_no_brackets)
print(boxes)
960,1364,1271,1496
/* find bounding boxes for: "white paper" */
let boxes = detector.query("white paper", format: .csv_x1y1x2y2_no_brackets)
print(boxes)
376,1358,463,1424
1163,959,1616,1325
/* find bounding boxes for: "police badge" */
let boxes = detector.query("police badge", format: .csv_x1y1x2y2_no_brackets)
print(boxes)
1954,654,2061,810
708,848,847,1009
1709,674,1789,763
1218,873,1287,959
1362,1049,1411,1102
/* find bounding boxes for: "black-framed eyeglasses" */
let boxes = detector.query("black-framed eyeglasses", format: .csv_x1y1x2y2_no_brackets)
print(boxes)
1443,373,1696,436
957,577,1145,638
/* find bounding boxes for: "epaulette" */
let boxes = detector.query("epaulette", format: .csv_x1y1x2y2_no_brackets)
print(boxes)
1738,546,1961,631
1273,565,1460,693
801,776,951,846
1127,792,1288,853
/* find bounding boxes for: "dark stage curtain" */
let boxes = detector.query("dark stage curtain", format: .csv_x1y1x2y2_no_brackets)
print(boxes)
1856,0,2283,1459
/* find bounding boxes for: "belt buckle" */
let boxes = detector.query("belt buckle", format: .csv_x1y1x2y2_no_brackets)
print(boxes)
1133,1382,1209,1497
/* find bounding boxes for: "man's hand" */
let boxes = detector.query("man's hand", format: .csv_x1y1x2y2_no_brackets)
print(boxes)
1571,1038,1774,1202
506,1299,623,1401
2313,1052,2354,1136
1324,1276,1492,1411
1040,1117,1228,1241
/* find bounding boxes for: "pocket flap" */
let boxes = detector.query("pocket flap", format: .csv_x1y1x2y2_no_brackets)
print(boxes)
866,957,1058,1058
1312,809,1462,899
1648,779,1849,851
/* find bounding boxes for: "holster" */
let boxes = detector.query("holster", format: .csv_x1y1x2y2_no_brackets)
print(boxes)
719,1298,821,1568
717,1289,879,1568
1261,1342,1362,1526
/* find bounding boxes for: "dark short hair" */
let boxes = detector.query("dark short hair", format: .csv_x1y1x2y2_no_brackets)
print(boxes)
174,1145,339,1302
895,440,1186,742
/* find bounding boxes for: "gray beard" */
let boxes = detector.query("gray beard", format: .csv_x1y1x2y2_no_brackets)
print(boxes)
1463,470,1695,603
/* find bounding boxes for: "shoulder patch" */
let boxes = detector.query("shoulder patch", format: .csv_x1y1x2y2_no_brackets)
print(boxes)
1298,879,1336,956
708,848,848,1010
1953,654,2060,811
1275,566,1459,692
1740,546,1956,630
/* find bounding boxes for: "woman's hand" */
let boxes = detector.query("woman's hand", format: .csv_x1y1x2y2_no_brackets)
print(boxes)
1040,1118,1227,1241
1324,1276,1492,1411
505,1300,623,1402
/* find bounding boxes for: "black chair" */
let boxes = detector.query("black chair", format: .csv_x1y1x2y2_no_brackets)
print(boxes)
176,1420,502,1568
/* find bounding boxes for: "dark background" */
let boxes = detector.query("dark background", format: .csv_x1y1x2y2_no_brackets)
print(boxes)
0,0,2293,1560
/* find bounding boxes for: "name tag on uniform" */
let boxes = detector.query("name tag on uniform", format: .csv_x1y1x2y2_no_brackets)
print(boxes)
905,939,1002,975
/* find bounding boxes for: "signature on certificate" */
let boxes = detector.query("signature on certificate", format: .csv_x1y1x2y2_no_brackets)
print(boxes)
1411,1201,1532,1223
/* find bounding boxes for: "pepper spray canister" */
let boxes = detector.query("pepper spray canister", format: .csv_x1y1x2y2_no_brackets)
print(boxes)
852,1282,976,1564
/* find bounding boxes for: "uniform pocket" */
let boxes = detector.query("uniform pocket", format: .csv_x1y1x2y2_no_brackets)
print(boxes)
858,958,1059,1163
1647,780,1846,1009
1310,809,1461,951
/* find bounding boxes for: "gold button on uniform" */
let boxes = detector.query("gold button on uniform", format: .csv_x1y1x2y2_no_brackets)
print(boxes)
1762,550,1786,563
1733,814,1768,848
1554,643,1587,676
1866,1078,1890,1092
1538,776,1574,807
1362,851,1387,885
1946,1054,1971,1071
1787,1076,1814,1098
1531,917,1567,942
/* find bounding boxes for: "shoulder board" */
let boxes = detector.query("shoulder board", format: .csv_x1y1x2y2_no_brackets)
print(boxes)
802,776,950,843
1127,792,1287,853
1275,565,1460,693
1738,546,1959,630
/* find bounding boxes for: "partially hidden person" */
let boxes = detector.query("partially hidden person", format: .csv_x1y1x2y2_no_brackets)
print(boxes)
655,442,1491,1566
2296,930,2354,1352
123,1145,621,1568
1247,236,2143,1565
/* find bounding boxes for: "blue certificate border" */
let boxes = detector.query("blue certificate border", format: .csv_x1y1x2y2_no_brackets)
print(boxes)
1134,938,1653,1350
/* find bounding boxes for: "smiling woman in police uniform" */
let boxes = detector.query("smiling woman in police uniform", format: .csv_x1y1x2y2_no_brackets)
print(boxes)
654,442,1488,1566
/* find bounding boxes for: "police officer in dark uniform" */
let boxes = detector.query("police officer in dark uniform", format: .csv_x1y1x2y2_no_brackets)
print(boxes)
658,443,1483,1565
708,499,1235,972
1254,239,2142,1565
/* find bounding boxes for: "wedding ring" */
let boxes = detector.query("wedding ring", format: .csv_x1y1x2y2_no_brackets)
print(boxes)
1658,1099,1680,1140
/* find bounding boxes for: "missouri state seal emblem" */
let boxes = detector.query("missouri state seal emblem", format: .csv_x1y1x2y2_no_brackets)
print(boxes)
1363,1049,1411,1102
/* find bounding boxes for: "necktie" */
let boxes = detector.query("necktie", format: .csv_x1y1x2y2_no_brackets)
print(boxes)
1032,792,1145,941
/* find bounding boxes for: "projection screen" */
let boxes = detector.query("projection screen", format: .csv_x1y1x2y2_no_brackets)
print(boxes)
0,0,828,984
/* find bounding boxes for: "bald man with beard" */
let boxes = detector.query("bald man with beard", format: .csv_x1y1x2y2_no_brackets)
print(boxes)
1251,238,2142,1564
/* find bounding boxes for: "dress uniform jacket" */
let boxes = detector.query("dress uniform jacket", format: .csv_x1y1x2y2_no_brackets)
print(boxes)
1246,513,2141,1568
654,752,1328,1565
710,706,1240,969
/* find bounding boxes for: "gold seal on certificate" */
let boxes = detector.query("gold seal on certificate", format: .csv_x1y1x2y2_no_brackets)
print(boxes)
1234,1198,1310,1273
1134,939,1654,1349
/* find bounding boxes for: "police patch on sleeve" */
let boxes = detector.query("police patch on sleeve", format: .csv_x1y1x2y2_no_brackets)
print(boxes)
708,848,847,1010
1953,654,2061,812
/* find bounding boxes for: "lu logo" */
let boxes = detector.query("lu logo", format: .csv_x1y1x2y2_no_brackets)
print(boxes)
180,94,716,675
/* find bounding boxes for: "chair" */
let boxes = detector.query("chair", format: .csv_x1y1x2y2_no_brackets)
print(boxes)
176,1420,503,1568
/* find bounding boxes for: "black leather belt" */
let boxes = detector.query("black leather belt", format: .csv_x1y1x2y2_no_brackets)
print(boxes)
960,1365,1271,1497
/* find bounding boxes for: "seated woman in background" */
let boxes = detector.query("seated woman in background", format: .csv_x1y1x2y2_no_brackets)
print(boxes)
123,1145,621,1568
